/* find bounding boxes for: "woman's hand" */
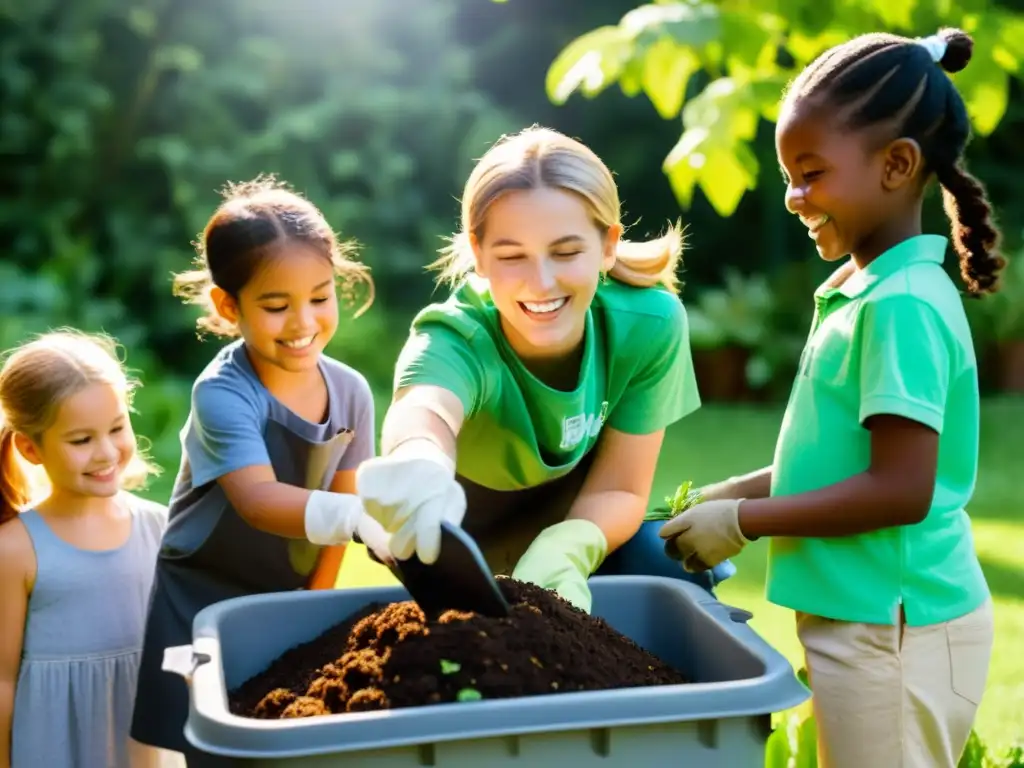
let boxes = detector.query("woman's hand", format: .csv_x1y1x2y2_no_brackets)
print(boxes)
356,439,466,565
512,519,608,612
360,385,467,565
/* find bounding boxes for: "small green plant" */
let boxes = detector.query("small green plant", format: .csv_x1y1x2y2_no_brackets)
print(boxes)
439,659,461,675
956,734,1024,768
456,687,482,702
645,480,704,522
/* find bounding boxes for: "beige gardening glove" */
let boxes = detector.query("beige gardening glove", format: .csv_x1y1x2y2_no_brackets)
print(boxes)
658,499,749,573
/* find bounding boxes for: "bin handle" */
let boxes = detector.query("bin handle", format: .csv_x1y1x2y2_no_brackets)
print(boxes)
162,644,212,684
718,602,754,624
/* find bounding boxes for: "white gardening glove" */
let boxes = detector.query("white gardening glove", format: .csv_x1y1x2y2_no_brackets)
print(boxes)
303,490,393,564
658,499,749,572
355,439,466,565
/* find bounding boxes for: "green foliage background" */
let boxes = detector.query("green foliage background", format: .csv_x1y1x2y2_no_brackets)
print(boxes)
3,0,1023,480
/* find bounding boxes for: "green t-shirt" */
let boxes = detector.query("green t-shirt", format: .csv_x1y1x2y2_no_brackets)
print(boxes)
767,235,990,627
394,274,701,491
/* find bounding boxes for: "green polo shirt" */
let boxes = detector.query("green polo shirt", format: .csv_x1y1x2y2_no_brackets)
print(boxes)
393,274,701,491
767,235,990,626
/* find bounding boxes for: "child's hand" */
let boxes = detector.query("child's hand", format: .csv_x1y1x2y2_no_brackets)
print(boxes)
658,499,749,572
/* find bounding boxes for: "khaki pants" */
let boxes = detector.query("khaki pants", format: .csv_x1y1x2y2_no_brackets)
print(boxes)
797,599,994,768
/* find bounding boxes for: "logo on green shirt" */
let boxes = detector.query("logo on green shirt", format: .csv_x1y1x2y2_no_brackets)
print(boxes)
560,401,609,450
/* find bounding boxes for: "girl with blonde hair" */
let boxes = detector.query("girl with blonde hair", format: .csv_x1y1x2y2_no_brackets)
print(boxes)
0,329,169,767
357,126,734,612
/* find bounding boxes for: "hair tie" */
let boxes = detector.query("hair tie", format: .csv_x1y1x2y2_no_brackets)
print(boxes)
916,34,947,63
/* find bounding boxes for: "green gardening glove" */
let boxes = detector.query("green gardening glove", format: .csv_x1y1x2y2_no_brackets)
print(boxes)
511,519,608,613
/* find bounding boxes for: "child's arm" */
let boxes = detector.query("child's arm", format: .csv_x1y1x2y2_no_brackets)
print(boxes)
738,415,936,538
308,383,377,589
702,466,773,502
0,523,31,768
739,295,949,539
661,296,948,568
187,378,362,541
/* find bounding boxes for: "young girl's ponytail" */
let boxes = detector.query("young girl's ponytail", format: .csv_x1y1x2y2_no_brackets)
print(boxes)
0,423,30,526
610,223,684,294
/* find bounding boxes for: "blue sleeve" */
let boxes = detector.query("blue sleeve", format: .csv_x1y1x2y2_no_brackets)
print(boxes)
859,296,951,433
184,376,271,488
337,372,376,471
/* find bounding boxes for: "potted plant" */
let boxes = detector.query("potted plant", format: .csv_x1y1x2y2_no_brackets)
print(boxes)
965,248,1024,394
988,253,1024,392
686,269,776,401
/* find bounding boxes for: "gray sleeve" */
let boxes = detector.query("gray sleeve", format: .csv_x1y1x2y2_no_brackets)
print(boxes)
184,374,270,488
141,499,169,532
337,370,376,471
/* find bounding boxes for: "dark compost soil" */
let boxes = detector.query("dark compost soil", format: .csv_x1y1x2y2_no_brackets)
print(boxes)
229,578,688,718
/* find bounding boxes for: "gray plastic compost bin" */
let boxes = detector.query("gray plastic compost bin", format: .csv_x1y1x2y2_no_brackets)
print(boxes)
164,575,809,767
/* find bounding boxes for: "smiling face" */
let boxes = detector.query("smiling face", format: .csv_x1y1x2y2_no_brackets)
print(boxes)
18,382,135,500
214,244,339,376
776,101,904,264
471,186,618,362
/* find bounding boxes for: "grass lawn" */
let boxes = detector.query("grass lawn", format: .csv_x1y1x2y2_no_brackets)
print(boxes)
337,397,1024,754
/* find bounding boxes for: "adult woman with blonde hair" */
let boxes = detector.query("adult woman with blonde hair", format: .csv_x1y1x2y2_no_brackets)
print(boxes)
357,126,735,610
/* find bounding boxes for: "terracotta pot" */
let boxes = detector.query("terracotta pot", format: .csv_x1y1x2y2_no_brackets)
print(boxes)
996,339,1024,393
692,346,751,402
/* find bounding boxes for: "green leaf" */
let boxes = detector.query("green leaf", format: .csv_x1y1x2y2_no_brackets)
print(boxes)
785,29,853,67
619,55,646,98
952,46,1009,136
699,141,757,217
993,11,1024,73
796,667,810,688
642,39,701,118
732,104,759,142
663,126,709,208
683,77,761,139
456,688,483,702
545,26,632,105
719,10,778,72
660,480,703,516
682,77,737,129
620,2,721,48
750,74,791,122
664,151,700,209
764,724,794,768
794,714,818,768
868,0,916,30
440,659,461,675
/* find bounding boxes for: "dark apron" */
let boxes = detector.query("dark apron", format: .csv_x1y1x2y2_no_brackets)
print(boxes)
130,408,353,759
462,451,596,575
462,451,726,594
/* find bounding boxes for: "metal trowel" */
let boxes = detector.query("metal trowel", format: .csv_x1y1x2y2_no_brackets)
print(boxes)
359,521,511,618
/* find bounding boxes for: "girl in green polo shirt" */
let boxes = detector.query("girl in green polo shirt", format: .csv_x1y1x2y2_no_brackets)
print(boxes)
355,126,735,613
660,28,1003,768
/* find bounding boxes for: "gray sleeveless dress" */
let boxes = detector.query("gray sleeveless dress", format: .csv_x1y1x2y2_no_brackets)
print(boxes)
11,497,167,768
